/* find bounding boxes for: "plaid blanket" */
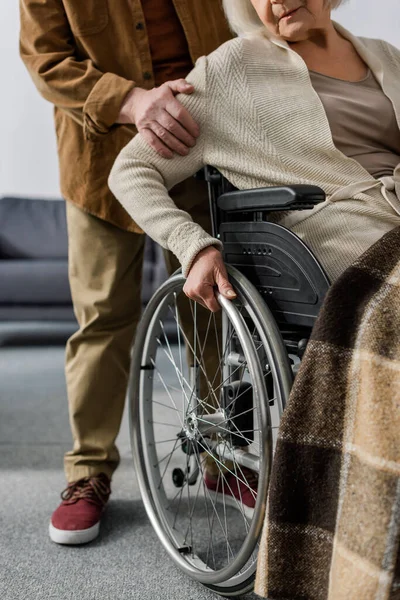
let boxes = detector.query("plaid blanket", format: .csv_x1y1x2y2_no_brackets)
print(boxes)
255,227,400,600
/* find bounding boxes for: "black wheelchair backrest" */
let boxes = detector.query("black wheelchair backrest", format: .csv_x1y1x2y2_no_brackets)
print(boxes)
205,167,330,329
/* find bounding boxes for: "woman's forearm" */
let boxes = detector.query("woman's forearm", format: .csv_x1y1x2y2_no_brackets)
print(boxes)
108,132,221,275
109,55,222,275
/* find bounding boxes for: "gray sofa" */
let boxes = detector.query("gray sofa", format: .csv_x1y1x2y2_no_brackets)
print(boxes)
0,197,167,346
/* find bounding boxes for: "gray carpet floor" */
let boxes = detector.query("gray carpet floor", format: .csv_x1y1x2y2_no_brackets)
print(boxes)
0,346,257,600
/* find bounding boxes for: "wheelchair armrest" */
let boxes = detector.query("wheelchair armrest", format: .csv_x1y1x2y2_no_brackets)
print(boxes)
217,185,325,213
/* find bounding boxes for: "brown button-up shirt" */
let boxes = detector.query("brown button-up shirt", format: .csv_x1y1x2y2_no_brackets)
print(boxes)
19,0,232,232
142,0,193,87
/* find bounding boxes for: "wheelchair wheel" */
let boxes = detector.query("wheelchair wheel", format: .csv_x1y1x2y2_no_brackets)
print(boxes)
129,266,292,596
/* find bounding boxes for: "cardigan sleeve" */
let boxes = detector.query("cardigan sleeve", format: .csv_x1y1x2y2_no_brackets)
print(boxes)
108,55,222,276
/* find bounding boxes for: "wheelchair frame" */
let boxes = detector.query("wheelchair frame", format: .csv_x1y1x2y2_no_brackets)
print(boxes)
129,168,331,596
206,166,329,336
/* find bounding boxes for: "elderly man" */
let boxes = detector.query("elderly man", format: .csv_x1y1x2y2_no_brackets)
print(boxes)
19,0,232,545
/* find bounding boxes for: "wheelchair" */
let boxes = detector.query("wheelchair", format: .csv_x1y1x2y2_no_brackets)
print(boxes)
128,167,330,596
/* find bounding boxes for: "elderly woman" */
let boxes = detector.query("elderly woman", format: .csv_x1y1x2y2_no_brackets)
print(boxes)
109,0,400,313
110,3,400,596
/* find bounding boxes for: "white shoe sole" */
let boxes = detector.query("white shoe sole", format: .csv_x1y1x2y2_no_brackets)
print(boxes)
49,521,100,545
206,488,255,520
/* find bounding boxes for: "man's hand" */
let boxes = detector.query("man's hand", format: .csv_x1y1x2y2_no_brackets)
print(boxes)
183,246,237,313
117,79,200,158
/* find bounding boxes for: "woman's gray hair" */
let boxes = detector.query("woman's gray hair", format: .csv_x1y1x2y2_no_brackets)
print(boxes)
222,0,348,36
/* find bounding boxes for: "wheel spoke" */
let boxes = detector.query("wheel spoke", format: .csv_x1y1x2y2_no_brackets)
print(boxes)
152,399,184,413
198,428,258,505
158,437,180,489
153,439,185,468
195,437,254,497
150,420,181,428
195,415,258,448
191,450,217,569
192,450,235,559
156,333,192,404
168,307,221,408
173,294,186,424
151,358,185,428
172,475,186,529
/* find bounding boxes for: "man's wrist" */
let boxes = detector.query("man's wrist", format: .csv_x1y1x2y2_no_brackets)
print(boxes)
116,86,145,125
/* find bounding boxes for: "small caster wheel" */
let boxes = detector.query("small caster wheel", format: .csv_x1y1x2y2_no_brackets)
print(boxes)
172,468,185,488
298,338,308,358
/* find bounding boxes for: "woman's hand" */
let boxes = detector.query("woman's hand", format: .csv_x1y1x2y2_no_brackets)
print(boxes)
183,246,237,312
117,80,200,159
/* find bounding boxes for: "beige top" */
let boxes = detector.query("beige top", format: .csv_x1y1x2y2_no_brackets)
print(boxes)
109,24,400,282
310,69,400,179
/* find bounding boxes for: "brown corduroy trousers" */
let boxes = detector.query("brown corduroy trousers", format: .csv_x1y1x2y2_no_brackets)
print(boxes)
64,177,221,482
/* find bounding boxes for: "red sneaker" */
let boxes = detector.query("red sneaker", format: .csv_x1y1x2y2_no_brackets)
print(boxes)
204,467,258,520
49,473,111,545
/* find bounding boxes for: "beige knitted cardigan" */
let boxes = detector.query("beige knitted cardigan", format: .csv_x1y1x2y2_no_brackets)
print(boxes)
109,22,400,281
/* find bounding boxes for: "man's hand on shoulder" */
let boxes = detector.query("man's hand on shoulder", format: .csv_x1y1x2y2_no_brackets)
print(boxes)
116,79,200,159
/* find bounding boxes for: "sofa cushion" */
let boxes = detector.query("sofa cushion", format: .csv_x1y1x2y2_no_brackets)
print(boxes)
0,197,68,259
0,307,76,322
0,260,72,304
0,321,78,346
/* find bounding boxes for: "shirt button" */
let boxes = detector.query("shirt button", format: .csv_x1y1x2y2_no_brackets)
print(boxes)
136,22,144,30
143,71,152,81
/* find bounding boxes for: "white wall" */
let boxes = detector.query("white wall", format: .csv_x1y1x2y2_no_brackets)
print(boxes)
1,2,60,198
1,0,399,198
335,0,400,44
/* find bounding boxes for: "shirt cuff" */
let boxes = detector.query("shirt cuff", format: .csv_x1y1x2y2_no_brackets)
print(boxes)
83,72,135,139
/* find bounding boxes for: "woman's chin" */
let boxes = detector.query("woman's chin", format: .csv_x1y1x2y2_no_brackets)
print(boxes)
278,22,309,42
